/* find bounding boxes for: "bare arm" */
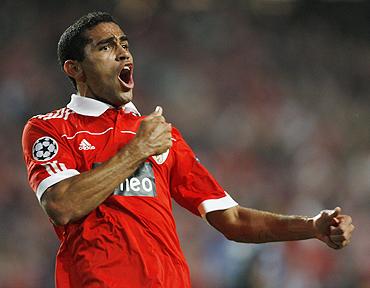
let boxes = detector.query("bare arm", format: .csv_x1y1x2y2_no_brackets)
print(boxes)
41,106,172,226
206,205,354,249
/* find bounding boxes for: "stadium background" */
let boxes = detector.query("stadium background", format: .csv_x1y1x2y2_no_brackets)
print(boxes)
0,0,368,287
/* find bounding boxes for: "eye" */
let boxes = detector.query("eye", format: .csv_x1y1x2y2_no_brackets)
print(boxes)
121,43,129,51
100,45,110,51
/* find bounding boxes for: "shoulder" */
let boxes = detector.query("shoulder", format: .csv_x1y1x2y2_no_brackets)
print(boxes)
23,107,78,142
24,106,79,131
31,107,75,122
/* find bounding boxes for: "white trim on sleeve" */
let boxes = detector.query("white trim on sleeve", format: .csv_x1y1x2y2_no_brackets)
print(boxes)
198,192,238,220
36,169,80,201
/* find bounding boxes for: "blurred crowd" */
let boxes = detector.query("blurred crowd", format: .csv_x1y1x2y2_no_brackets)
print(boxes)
0,0,369,287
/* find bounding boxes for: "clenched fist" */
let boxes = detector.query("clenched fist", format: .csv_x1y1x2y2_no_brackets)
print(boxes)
133,106,173,158
313,207,354,250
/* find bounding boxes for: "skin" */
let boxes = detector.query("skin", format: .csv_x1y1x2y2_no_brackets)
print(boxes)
42,22,172,226
41,22,354,250
207,206,353,250
64,22,134,107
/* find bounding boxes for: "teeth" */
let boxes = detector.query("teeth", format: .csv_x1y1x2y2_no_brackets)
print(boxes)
123,66,130,71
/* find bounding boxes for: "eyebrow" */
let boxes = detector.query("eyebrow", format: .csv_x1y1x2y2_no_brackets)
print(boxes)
96,35,128,46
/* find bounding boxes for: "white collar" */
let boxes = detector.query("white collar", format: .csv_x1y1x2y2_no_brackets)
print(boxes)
67,94,140,117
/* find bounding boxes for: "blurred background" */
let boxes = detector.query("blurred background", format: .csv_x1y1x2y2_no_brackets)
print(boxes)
0,0,369,287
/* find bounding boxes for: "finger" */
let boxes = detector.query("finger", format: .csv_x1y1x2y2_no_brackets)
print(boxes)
331,219,354,236
336,215,353,226
165,122,172,132
332,213,352,229
320,234,340,250
329,221,354,248
330,225,344,236
331,234,350,249
330,233,347,244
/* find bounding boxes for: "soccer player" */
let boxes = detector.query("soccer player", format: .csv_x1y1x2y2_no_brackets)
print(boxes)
22,12,354,288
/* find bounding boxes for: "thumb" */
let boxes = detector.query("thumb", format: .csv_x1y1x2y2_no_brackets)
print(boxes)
328,207,341,225
328,207,341,218
153,106,163,116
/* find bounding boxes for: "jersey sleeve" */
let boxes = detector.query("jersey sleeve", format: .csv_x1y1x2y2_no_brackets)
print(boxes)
169,128,238,218
22,117,80,201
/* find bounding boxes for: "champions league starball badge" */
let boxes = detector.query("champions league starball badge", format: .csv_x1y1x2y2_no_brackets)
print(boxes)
32,136,58,161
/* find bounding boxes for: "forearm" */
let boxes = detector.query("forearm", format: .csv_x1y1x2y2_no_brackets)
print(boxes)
40,107,172,226
41,140,148,226
207,206,316,243
237,208,315,243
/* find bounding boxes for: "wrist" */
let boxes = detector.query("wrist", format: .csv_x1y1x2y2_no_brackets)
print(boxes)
122,138,151,163
306,216,317,239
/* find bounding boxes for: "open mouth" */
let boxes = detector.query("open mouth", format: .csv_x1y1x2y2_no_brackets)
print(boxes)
118,65,134,89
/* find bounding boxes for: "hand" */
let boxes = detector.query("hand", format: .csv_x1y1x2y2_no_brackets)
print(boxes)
133,106,173,157
313,207,354,250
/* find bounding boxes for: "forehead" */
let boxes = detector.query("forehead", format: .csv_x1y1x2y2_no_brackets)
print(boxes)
85,22,126,44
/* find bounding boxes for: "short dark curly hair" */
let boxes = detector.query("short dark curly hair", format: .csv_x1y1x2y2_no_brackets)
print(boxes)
57,12,118,90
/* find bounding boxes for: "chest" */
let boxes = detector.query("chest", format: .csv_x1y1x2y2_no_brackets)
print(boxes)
62,110,141,169
61,111,173,188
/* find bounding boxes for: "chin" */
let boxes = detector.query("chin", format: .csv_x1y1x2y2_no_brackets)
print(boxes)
116,91,133,106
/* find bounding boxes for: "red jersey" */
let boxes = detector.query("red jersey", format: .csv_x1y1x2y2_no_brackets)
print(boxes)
22,95,238,288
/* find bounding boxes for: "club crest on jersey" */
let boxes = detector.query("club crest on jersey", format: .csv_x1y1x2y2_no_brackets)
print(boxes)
32,136,58,161
152,149,169,165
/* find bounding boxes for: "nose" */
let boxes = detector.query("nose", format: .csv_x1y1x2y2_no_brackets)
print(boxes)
116,45,130,61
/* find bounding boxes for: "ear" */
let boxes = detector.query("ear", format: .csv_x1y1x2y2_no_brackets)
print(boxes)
64,60,85,82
